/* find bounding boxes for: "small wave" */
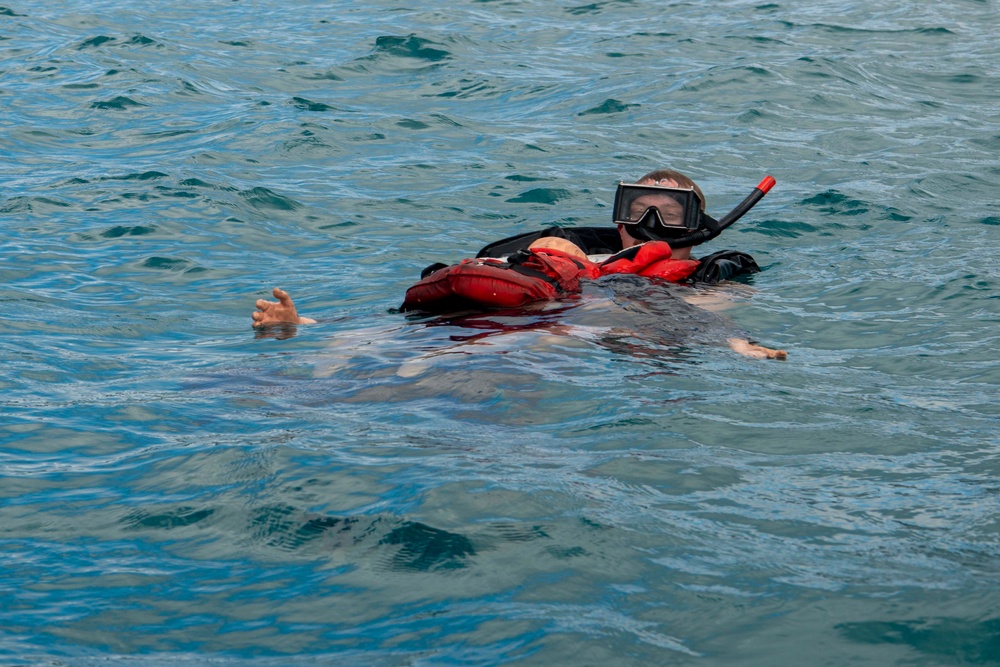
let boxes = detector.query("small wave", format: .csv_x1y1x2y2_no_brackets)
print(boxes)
290,96,337,112
99,224,158,239
506,188,572,205
138,256,203,273
90,95,146,110
578,99,640,116
367,34,452,62
239,186,302,212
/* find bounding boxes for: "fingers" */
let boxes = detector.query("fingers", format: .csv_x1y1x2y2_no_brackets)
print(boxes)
253,294,277,328
756,344,787,360
728,338,788,361
273,287,293,306
253,288,310,328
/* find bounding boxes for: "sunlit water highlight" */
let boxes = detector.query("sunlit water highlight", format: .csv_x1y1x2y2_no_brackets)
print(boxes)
2,1,999,664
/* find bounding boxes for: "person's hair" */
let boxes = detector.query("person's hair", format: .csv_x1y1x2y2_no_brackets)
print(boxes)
637,169,706,210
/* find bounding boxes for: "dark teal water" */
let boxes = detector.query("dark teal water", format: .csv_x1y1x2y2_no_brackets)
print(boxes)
2,1,1000,664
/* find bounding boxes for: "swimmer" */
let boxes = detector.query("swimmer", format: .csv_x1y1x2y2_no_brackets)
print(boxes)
251,169,787,360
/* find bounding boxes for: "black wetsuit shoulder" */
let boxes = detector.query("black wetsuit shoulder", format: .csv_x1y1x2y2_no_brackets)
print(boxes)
476,226,623,258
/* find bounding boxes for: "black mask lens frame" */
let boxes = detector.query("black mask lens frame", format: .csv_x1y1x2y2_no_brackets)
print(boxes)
613,182,703,242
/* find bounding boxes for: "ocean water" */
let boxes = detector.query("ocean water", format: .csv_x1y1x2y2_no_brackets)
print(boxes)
2,0,999,664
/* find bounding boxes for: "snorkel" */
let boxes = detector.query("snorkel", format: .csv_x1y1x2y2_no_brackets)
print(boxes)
662,176,776,249
616,176,775,248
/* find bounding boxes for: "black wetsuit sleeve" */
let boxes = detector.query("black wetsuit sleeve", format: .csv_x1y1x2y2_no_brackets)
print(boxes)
687,250,760,284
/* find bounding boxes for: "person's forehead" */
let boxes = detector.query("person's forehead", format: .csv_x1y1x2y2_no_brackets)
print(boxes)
640,178,680,187
632,193,682,205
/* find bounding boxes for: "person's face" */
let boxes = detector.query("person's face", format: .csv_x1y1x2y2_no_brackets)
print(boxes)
617,177,692,257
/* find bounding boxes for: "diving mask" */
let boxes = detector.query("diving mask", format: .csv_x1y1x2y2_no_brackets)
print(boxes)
612,182,703,241
613,176,776,248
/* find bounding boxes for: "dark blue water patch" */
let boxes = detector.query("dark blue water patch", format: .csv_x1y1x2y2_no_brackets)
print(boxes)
397,118,430,130
238,187,302,212
505,174,546,183
431,79,492,99
485,524,551,543
153,186,197,200
746,219,821,239
789,23,956,37
837,617,1000,664
0,196,70,213
90,95,146,110
544,545,588,559
379,520,476,572
980,217,1000,226
172,502,479,571
92,224,158,239
430,113,462,127
176,80,201,96
99,171,169,182
290,97,338,112
123,506,216,530
317,220,359,230
284,129,334,153
79,33,161,50
77,35,116,49
505,188,572,205
368,34,452,62
301,70,345,81
139,257,199,272
800,190,871,217
248,504,356,551
0,6,24,15
126,35,158,48
578,99,639,116
177,178,236,192
736,108,766,123
567,3,604,15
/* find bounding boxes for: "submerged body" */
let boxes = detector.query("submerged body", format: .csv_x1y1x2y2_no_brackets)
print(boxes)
307,274,775,387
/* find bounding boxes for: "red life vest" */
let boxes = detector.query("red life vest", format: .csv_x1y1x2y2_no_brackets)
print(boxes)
599,241,700,282
401,242,698,313
401,247,601,312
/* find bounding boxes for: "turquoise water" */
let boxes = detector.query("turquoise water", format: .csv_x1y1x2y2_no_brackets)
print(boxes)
2,0,1000,664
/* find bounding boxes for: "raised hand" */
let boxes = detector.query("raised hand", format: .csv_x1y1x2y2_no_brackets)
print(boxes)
251,288,316,327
